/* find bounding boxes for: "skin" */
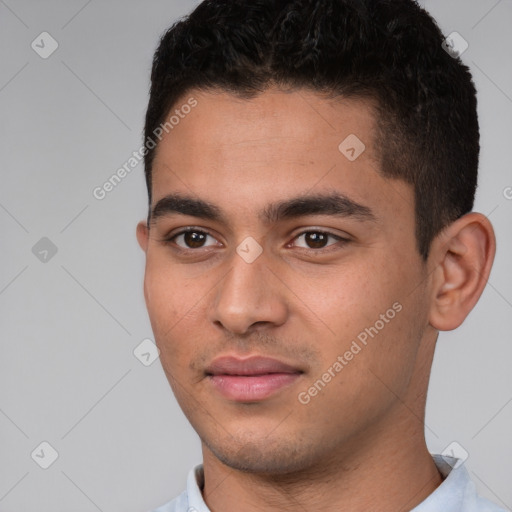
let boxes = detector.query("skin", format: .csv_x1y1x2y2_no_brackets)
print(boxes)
136,88,495,512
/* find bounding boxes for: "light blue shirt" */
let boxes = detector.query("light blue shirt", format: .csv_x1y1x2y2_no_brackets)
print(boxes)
148,455,506,512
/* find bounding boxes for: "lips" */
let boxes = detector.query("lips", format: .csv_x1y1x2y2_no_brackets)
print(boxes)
206,356,301,376
205,356,303,402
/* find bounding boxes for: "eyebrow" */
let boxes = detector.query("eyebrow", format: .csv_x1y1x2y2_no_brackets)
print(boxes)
149,192,376,225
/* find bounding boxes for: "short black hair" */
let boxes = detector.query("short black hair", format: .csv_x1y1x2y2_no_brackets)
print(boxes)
144,0,479,259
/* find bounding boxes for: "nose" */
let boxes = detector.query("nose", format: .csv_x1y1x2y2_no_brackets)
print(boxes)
209,248,289,335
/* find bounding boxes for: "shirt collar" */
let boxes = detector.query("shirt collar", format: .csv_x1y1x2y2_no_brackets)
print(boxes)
411,454,477,512
186,464,210,512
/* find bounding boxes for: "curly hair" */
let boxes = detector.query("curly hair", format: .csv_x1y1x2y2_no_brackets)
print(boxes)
144,0,479,259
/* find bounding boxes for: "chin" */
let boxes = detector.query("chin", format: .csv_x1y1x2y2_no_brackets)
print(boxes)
203,432,322,475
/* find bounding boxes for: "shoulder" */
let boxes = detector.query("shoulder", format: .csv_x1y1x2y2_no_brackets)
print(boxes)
469,492,507,512
415,456,507,512
145,465,205,512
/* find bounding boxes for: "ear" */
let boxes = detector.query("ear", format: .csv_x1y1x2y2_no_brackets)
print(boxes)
428,212,496,331
136,220,149,252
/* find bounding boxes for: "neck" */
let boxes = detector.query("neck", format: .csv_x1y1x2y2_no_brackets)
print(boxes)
201,414,442,512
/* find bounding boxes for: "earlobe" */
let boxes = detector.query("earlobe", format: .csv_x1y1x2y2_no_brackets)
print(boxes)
136,221,149,252
428,213,496,331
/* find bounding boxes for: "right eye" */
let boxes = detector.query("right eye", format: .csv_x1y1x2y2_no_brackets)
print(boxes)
164,229,221,250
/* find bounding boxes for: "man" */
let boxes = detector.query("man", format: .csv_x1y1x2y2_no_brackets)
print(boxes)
136,0,502,510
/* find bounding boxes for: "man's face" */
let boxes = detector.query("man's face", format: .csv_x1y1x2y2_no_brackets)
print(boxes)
137,88,434,473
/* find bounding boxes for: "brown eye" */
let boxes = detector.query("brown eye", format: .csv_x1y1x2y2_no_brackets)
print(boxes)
172,230,219,249
304,232,329,248
292,231,341,250
184,231,206,248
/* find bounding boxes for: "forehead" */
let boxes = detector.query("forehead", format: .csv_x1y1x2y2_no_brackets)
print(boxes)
150,88,412,224
155,87,378,166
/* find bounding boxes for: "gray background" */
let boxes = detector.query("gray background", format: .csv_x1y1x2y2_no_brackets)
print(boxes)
0,1,511,511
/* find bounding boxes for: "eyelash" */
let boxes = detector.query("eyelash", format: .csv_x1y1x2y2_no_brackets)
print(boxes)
160,227,350,254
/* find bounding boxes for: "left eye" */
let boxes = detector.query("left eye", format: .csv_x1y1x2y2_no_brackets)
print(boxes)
291,231,343,249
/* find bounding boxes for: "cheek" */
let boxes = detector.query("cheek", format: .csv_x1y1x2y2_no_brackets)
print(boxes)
295,257,424,373
144,264,185,354
144,253,197,325
143,260,211,374
343,275,428,396
290,261,392,340
144,268,174,332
